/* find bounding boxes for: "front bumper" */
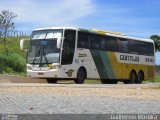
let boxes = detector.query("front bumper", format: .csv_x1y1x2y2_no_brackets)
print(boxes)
27,69,62,78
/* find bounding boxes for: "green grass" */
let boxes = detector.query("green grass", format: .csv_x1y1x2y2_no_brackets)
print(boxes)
0,36,29,58
154,74,160,82
0,36,29,75
85,79,101,84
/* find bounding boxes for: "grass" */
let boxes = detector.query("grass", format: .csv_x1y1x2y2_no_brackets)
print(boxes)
0,36,29,58
154,74,160,82
85,79,101,84
0,36,29,75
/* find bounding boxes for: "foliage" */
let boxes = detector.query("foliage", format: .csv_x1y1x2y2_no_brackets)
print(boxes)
150,34,160,51
0,36,29,74
0,36,28,57
0,10,17,54
0,53,26,73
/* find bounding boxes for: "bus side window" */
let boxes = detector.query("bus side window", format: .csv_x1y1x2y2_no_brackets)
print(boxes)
128,40,138,54
91,34,100,50
77,32,89,49
105,36,118,52
100,36,106,50
118,38,129,53
145,42,154,56
138,42,154,56
61,30,76,65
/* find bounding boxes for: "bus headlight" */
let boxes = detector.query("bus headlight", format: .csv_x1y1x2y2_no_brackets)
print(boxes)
27,66,33,70
50,65,60,69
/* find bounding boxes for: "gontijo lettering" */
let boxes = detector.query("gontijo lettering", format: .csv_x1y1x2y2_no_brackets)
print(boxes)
120,55,139,62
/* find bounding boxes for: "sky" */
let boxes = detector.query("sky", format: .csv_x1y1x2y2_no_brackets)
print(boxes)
0,0,160,64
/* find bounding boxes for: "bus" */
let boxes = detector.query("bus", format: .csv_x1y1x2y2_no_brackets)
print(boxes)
20,27,155,84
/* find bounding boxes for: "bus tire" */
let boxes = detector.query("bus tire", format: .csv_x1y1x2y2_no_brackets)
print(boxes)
74,68,86,84
46,78,58,83
137,71,144,84
101,79,118,84
129,71,137,84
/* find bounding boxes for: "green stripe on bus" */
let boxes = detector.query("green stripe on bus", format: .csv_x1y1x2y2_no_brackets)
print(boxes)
99,51,115,79
90,50,108,79
90,50,115,79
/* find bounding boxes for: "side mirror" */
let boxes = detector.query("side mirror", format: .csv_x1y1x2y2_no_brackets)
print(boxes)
20,39,28,52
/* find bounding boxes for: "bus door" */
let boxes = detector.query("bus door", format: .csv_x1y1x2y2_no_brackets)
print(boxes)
61,30,77,78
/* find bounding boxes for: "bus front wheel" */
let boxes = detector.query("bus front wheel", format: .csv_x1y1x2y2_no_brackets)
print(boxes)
46,78,58,83
74,68,86,84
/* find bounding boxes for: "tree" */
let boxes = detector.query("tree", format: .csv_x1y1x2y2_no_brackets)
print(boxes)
150,34,160,52
0,10,17,54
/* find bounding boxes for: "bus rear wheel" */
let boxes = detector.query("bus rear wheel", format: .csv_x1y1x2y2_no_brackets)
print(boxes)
46,78,58,83
137,71,144,84
129,71,137,84
74,68,86,84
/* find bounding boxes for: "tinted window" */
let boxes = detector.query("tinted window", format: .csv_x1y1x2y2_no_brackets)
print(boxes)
128,40,138,54
91,34,101,49
78,32,89,48
62,30,76,65
118,38,129,53
128,39,154,56
137,41,145,55
78,31,154,56
139,42,154,56
105,36,118,52
99,36,106,50
145,42,154,56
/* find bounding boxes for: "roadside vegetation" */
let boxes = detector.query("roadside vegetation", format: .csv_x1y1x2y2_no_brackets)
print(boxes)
155,65,160,82
0,10,27,75
0,36,28,75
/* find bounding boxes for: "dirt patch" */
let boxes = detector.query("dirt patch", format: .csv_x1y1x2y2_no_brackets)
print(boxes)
0,74,74,84
0,74,47,83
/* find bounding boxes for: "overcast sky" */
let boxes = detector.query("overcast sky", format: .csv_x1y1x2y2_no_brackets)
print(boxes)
0,0,160,64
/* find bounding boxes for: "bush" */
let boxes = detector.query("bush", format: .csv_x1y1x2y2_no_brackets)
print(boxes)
0,53,26,73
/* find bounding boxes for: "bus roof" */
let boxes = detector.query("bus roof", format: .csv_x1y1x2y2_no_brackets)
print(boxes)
33,27,154,43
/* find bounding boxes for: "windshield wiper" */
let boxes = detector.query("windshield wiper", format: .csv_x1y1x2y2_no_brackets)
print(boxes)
32,46,41,64
32,41,49,66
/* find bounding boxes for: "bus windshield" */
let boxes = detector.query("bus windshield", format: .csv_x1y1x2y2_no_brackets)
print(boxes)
27,39,60,64
27,29,63,64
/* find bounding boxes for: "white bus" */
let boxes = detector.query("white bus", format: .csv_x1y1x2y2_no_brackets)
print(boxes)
20,27,155,84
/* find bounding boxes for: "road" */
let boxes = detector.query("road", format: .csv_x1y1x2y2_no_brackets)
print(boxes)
0,83,160,114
